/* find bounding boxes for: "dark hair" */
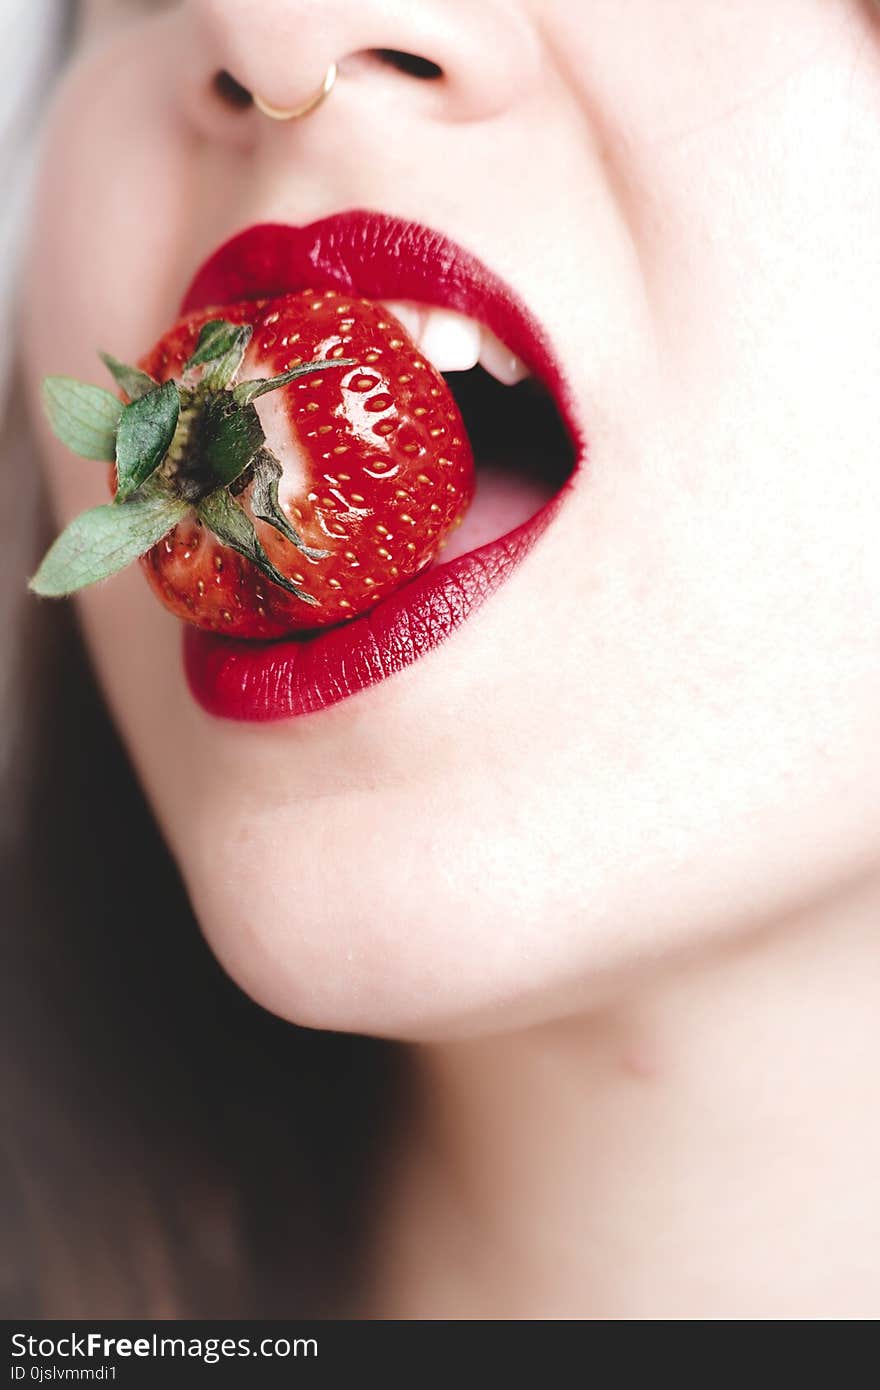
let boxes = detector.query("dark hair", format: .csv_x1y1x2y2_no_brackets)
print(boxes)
1,387,405,1317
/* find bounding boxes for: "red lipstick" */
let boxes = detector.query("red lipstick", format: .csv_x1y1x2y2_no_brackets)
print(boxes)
182,212,580,721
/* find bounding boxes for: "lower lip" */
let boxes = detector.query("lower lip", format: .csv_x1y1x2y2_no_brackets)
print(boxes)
184,494,563,721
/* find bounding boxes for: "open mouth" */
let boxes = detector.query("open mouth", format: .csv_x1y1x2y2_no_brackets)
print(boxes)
375,301,575,565
181,212,581,720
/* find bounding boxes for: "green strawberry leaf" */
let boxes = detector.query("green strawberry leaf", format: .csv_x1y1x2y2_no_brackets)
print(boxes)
29,493,190,597
185,320,253,390
42,377,124,461
197,488,318,604
114,380,181,502
185,319,246,368
232,357,356,407
200,393,266,489
99,352,157,402
250,449,329,559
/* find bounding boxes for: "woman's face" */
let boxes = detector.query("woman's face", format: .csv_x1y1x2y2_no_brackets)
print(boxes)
23,0,880,1038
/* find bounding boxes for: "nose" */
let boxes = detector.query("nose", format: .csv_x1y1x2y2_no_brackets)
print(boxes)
185,0,540,126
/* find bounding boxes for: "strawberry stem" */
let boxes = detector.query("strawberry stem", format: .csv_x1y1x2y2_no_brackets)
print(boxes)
32,321,359,602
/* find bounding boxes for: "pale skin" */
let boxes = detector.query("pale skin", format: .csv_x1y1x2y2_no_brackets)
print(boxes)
21,0,880,1316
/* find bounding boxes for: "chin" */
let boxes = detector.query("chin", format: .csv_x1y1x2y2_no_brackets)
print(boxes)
175,802,562,1041
185,870,466,1041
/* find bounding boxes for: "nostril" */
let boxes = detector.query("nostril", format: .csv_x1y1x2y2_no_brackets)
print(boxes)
210,50,443,116
370,49,443,80
213,70,254,111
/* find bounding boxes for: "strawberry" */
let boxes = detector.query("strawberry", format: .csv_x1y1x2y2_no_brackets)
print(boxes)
30,290,475,638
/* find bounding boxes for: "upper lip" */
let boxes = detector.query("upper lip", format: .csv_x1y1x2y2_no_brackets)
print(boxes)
181,209,582,454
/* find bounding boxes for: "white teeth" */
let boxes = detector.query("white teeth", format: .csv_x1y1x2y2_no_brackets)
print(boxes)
478,328,530,387
417,307,482,373
381,300,531,385
382,300,480,373
381,300,426,342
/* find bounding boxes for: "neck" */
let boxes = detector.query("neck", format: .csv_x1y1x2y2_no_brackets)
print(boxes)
369,879,880,1318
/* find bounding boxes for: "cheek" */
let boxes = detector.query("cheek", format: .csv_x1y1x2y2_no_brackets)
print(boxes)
20,34,215,851
22,27,203,695
23,30,195,420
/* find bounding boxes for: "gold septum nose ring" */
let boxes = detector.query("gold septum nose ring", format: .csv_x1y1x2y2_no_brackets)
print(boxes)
253,64,338,121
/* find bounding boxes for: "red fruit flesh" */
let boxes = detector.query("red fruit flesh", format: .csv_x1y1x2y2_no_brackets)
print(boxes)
134,291,475,639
